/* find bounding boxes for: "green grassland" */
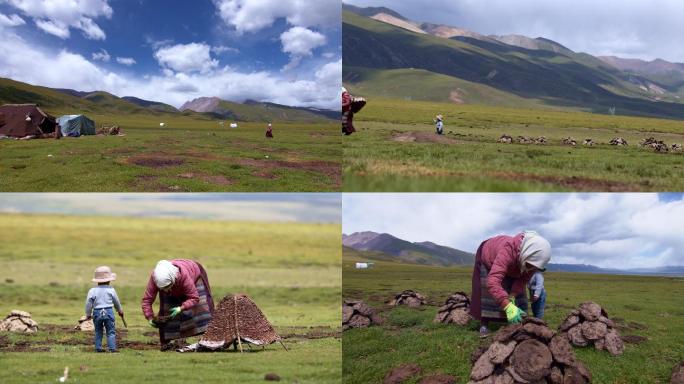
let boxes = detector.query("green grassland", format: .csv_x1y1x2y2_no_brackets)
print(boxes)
0,117,340,192
0,214,341,384
343,98,684,191
342,253,684,384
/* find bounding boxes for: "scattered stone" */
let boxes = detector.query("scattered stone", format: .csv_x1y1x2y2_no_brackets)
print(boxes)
609,137,628,146
388,290,427,308
467,319,591,384
671,361,684,384
343,299,383,331
498,134,513,144
264,373,281,381
562,137,577,146
384,364,422,384
559,302,624,355
434,292,471,326
74,316,94,331
0,310,38,334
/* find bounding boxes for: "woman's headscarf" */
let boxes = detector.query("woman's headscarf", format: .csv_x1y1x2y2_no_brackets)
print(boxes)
519,231,551,272
153,260,179,289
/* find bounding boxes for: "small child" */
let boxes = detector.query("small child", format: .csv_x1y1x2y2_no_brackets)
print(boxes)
433,114,444,135
85,266,123,352
528,270,546,319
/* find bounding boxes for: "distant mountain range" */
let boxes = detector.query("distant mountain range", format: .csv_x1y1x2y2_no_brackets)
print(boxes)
342,4,684,119
343,230,684,276
0,77,335,122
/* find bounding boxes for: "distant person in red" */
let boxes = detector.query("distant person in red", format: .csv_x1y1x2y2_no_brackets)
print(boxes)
342,87,366,135
266,123,273,138
142,259,214,350
469,231,551,337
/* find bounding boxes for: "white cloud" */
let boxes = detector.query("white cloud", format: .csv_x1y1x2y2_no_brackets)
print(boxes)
213,0,339,34
0,12,25,27
322,52,336,59
280,26,327,70
154,43,219,74
4,0,112,40
281,26,326,56
0,30,340,110
116,57,136,66
211,45,239,55
92,48,110,62
342,193,684,269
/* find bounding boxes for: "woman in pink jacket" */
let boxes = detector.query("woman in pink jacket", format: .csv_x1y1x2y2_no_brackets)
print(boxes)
141,259,215,350
469,231,551,337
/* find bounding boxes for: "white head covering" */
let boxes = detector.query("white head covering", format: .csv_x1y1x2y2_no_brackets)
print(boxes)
342,87,348,94
519,231,551,272
153,260,179,289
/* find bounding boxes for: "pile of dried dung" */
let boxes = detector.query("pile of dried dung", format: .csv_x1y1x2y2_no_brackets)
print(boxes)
388,290,427,308
469,318,592,384
434,292,471,326
498,134,513,144
178,294,284,352
562,137,577,146
583,139,595,146
639,137,669,152
73,316,94,331
0,310,38,334
609,137,628,146
343,299,383,331
671,361,684,384
558,302,624,356
514,136,546,145
672,143,683,152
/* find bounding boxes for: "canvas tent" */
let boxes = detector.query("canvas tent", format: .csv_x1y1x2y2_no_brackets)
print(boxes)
57,115,95,137
0,104,56,137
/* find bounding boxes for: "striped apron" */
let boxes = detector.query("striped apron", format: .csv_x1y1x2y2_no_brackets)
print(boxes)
159,278,213,344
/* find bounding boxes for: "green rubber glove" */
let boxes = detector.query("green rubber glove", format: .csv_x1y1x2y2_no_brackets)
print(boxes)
504,302,523,324
169,307,182,318
148,319,158,328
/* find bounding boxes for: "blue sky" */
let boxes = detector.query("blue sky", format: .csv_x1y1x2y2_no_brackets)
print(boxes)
343,193,684,269
0,0,340,108
345,0,684,63
0,193,341,223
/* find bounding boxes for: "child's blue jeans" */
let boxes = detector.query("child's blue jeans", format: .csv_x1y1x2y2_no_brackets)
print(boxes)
93,307,116,351
531,289,547,319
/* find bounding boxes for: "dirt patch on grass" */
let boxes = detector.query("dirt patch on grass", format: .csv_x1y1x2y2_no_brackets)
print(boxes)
391,131,458,144
106,147,137,155
252,170,278,179
127,153,185,168
490,172,640,192
177,172,233,185
384,364,422,384
3,341,51,352
118,341,159,350
419,374,457,384
621,335,647,344
450,90,464,104
279,326,340,340
237,158,340,187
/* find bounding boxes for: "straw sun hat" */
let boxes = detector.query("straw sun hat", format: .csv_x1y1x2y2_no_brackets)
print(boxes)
92,266,117,283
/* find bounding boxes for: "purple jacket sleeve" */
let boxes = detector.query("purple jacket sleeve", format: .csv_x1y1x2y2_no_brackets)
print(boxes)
486,246,516,308
178,272,200,311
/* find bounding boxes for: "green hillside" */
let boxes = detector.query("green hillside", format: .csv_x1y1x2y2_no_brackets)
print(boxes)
213,99,333,123
342,10,684,119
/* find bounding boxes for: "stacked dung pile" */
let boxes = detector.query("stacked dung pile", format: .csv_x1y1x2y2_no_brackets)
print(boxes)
609,137,628,146
469,318,592,384
640,137,669,152
562,137,577,146
558,302,624,356
515,136,546,144
178,294,284,352
388,290,427,308
343,299,383,330
74,316,94,331
0,310,38,334
672,143,683,152
434,292,471,326
498,134,513,143
535,136,548,144
583,139,595,146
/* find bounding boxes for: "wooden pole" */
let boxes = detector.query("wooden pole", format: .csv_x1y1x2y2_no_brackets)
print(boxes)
234,296,243,353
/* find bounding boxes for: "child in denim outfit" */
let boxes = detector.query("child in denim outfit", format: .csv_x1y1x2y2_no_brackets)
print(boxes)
85,266,123,352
